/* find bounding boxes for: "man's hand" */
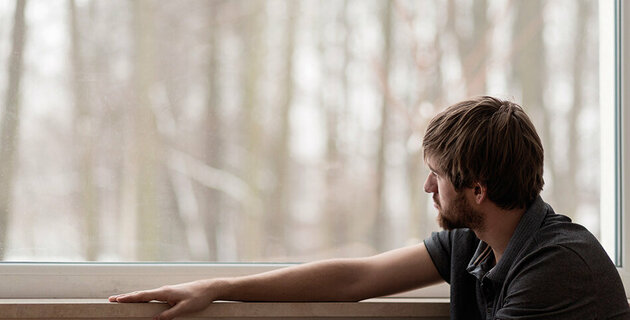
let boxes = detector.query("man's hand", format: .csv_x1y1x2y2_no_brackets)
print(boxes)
108,279,216,320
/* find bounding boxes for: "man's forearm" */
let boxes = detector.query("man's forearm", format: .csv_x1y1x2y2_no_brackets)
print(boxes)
213,258,369,302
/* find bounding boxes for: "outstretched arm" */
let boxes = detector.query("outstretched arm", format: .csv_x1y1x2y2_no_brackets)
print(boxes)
108,243,442,320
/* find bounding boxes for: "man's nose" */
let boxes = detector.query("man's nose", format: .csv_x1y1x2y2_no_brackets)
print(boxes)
423,173,436,193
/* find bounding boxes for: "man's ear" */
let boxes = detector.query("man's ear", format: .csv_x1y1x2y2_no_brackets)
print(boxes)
472,182,487,204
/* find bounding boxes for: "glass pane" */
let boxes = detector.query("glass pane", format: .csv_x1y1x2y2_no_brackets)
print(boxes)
0,0,604,262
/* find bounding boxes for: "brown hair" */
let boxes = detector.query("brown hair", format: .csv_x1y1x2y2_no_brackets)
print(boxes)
422,96,544,209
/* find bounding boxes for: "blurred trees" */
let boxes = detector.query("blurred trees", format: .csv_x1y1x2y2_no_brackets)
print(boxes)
199,0,223,261
69,0,99,261
0,0,602,262
0,0,27,260
266,0,297,258
373,0,393,252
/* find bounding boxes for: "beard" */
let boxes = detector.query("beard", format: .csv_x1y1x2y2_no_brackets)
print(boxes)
436,192,484,231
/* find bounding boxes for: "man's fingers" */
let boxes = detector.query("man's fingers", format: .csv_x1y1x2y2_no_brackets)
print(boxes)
154,301,189,320
110,288,170,303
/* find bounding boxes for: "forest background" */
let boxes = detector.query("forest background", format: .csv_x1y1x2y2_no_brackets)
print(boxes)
0,0,600,262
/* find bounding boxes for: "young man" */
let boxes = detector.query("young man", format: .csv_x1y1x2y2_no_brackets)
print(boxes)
110,96,630,320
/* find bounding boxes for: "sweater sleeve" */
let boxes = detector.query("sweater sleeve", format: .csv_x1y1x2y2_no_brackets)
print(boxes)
424,230,453,283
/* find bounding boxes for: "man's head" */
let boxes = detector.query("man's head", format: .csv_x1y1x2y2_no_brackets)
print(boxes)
422,96,544,228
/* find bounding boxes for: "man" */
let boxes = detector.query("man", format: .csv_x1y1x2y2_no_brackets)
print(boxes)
110,96,630,320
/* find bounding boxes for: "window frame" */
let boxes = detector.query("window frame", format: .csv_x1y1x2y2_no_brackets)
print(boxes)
0,0,626,300
0,263,448,298
616,0,630,297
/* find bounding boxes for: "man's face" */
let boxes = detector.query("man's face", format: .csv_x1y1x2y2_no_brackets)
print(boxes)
423,158,483,230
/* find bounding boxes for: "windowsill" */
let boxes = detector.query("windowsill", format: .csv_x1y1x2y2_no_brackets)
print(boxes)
0,298,450,319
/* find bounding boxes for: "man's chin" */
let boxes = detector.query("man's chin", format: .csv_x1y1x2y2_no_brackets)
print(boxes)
437,214,457,230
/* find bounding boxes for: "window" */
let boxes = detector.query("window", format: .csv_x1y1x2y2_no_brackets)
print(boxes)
601,0,620,266
613,0,630,296
0,0,625,298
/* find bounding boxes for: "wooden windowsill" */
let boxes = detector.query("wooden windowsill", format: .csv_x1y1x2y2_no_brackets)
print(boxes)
0,298,450,319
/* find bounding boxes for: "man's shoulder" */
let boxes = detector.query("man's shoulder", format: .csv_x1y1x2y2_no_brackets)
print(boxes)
530,211,605,261
511,209,615,281
510,242,595,279
499,242,629,319
498,213,629,319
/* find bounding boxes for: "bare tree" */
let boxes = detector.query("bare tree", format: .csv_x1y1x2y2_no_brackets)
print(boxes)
0,0,27,260
266,0,298,257
447,0,490,96
320,1,347,250
512,0,553,206
132,0,161,261
239,2,265,260
407,0,444,240
199,0,223,261
69,0,99,261
373,0,394,252
558,0,591,220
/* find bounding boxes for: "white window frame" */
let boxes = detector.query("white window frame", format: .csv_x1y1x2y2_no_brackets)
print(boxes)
0,1,626,300
0,263,449,299
614,0,630,297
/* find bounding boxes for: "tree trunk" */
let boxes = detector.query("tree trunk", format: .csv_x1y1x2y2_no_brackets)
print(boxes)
0,0,27,260
408,1,446,241
240,2,265,260
512,0,551,202
321,1,353,252
133,0,161,261
266,0,298,257
467,0,489,95
560,0,590,219
373,0,393,252
198,0,223,261
69,0,99,261
448,0,489,96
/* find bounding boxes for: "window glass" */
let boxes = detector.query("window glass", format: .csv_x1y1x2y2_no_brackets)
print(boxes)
0,0,603,262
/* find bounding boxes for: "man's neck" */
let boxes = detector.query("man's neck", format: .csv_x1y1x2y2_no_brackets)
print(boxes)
473,206,526,264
